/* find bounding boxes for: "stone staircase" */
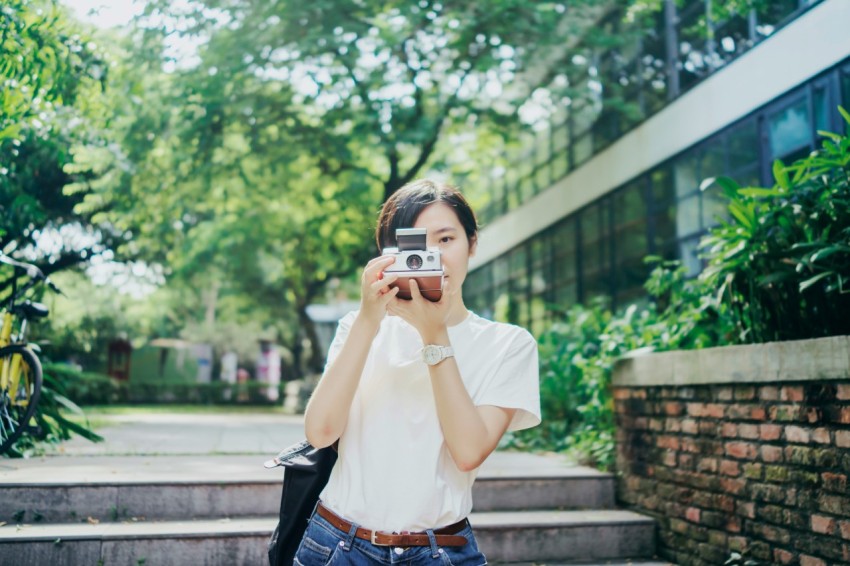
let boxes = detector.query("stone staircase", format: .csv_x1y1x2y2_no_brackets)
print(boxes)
0,453,668,565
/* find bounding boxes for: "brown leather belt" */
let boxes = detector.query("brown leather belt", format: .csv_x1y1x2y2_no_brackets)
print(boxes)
316,503,469,547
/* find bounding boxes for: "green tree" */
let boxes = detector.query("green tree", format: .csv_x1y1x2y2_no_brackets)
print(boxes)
0,0,111,284
76,1,608,373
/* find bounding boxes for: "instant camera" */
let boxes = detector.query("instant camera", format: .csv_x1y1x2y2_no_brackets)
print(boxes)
382,228,443,302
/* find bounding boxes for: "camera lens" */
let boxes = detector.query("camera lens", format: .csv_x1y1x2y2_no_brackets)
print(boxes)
406,254,423,270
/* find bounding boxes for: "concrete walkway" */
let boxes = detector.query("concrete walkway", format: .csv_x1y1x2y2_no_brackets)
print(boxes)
48,410,307,456
0,408,578,481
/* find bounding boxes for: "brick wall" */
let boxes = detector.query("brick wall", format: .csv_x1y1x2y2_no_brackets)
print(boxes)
613,381,850,565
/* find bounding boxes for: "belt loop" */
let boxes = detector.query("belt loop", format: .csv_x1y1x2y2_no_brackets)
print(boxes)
426,529,439,558
343,520,358,551
310,500,321,519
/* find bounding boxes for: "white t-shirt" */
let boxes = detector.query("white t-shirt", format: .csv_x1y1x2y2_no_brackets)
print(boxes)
318,310,541,532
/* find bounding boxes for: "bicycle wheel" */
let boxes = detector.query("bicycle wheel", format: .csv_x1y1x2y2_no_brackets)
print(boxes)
0,344,43,454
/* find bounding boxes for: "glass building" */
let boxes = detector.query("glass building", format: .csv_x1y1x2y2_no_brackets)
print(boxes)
464,0,850,336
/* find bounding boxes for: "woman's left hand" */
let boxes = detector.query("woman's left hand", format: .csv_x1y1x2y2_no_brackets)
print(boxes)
387,278,452,343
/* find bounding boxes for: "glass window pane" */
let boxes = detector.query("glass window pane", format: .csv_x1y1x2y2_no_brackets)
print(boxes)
699,138,726,180
673,150,700,198
842,71,850,109
677,195,700,238
814,86,830,132
727,120,759,171
768,98,812,160
701,184,729,229
678,236,703,278
649,167,674,213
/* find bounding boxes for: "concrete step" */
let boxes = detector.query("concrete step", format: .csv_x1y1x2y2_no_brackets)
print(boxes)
1,453,615,523
0,510,657,566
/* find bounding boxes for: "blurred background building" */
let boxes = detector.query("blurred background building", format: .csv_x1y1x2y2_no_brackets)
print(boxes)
465,0,849,335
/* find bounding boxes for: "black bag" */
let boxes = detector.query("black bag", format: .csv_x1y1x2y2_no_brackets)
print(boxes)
265,439,338,566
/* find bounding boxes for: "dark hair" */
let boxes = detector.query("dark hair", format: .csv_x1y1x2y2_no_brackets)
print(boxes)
375,179,479,251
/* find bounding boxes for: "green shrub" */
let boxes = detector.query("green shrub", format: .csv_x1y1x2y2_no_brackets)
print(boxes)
7,363,104,457
700,107,850,343
504,260,733,469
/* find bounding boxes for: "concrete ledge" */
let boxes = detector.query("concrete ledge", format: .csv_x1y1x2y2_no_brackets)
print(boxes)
613,335,850,387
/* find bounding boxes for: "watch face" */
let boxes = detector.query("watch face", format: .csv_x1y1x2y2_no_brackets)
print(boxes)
423,346,442,365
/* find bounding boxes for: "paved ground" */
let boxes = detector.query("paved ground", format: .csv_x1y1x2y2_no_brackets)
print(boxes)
47,410,307,456
0,408,578,480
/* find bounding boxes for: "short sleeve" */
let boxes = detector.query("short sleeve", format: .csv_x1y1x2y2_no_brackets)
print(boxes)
475,329,541,432
323,311,358,373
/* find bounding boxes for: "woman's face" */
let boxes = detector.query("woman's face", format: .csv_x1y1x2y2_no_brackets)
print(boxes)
413,202,476,299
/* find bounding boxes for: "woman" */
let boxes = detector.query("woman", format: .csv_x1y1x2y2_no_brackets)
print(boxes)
299,179,541,565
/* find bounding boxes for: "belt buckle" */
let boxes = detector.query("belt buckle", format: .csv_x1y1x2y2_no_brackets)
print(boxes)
370,530,390,547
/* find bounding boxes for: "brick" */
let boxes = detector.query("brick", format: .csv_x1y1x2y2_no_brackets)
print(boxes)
840,520,850,540
812,427,830,444
663,402,683,416
774,549,794,564
709,497,732,515
757,504,786,524
726,441,757,459
770,405,802,422
823,472,848,492
657,436,680,450
752,523,790,544
665,418,681,433
743,463,763,480
765,465,789,483
751,483,786,504
681,419,698,434
737,501,755,518
750,406,767,420
814,448,840,469
726,516,741,533
760,386,780,400
761,445,784,463
738,423,759,439
649,418,664,432
721,423,738,438
785,446,816,466
800,556,826,566
662,450,677,467
819,493,850,515
728,536,748,552
721,478,747,495
837,384,850,400
698,421,717,435
759,424,782,441
685,506,700,523
720,460,740,477
837,430,850,448
631,389,647,399
697,458,718,473
708,529,727,547
780,386,804,401
735,386,756,400
785,425,810,443
613,388,631,400
812,514,836,534
840,407,850,424
716,386,733,401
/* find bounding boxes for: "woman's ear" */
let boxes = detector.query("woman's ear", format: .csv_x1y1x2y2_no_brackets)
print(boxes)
469,235,478,257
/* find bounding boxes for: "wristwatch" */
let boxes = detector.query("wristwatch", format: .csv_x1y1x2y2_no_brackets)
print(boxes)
421,344,454,366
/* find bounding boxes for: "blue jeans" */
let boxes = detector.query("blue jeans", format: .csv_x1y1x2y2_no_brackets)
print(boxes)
294,507,487,566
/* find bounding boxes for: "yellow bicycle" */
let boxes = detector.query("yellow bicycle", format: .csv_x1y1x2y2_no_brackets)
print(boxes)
0,253,62,454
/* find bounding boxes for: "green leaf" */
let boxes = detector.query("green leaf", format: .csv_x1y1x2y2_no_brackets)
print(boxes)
700,176,739,199
772,159,790,190
799,271,832,293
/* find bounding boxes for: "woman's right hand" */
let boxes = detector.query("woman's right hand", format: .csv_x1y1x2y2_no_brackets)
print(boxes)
358,256,400,327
